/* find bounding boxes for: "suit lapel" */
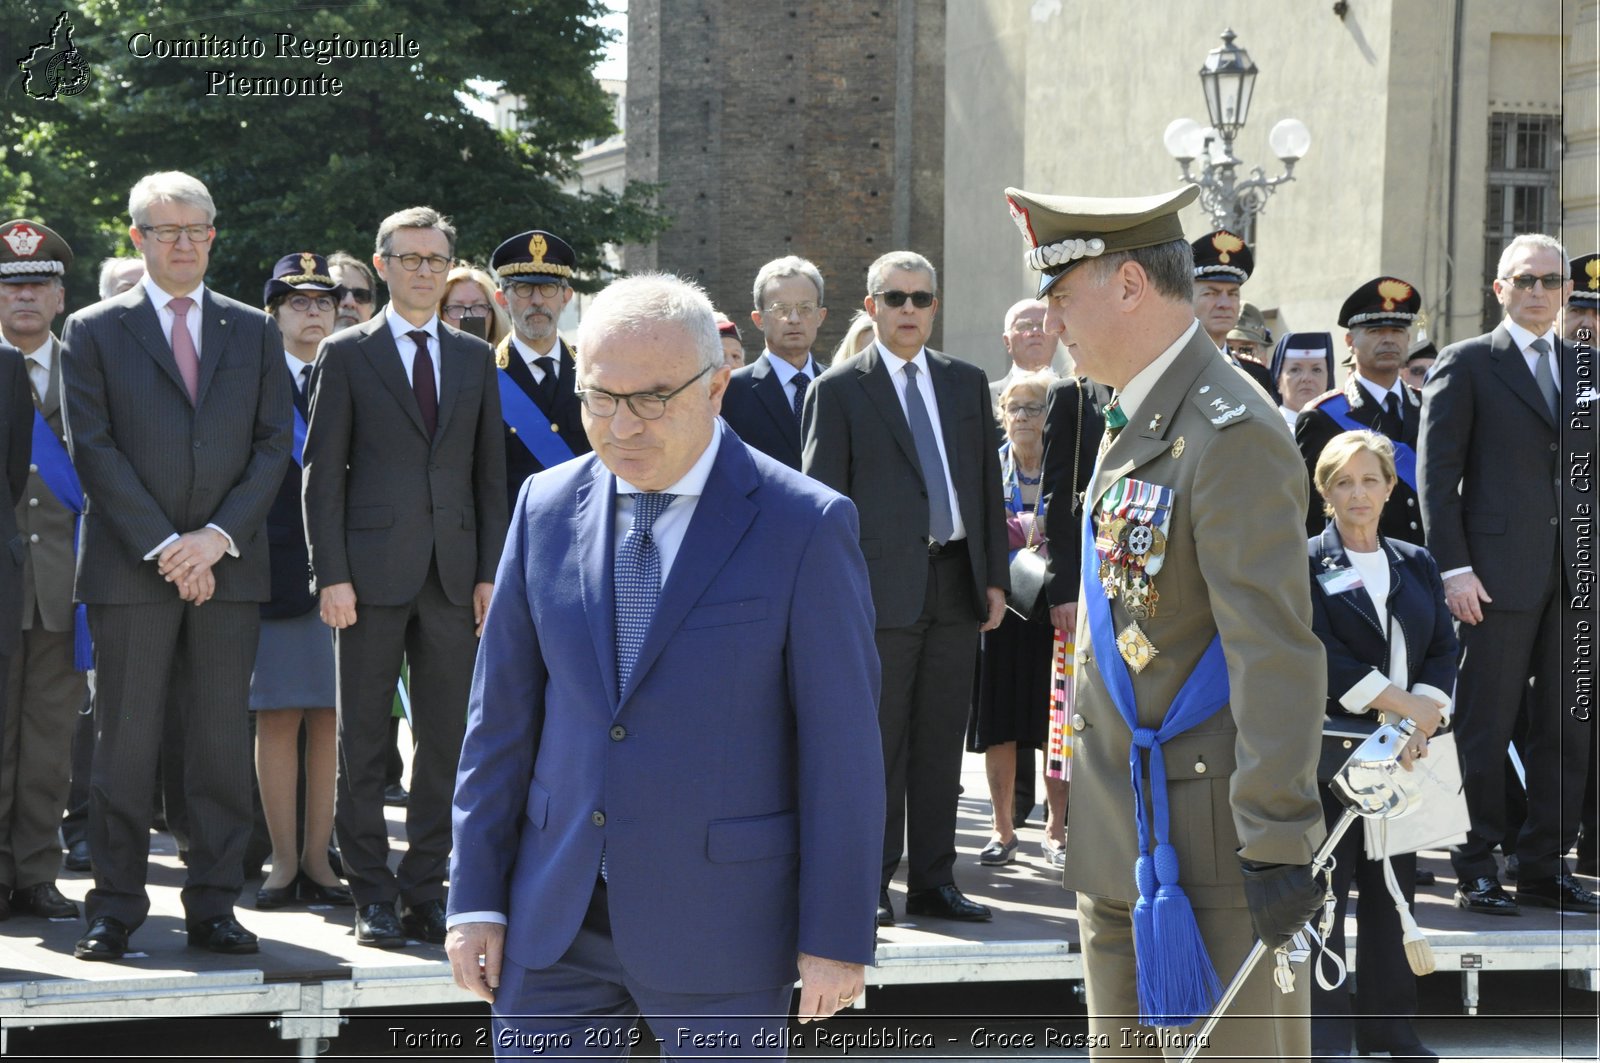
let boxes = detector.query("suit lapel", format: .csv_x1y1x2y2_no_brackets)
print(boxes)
750,355,801,451
574,463,620,713
118,288,190,399
194,289,233,407
1489,324,1556,429
620,438,758,706
360,319,429,438
433,327,464,445
856,347,923,478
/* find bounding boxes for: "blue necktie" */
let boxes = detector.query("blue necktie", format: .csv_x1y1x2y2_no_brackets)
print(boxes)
1530,337,1559,417
901,363,955,544
615,491,677,691
791,370,810,426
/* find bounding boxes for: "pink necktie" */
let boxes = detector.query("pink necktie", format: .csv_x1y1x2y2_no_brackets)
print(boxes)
167,296,200,404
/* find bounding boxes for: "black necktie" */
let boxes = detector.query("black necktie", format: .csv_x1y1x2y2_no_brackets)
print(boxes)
409,331,437,438
534,356,558,410
1383,392,1402,434
298,364,312,398
791,370,810,426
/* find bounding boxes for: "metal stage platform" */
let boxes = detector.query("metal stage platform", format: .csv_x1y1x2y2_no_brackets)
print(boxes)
2,773,1596,1058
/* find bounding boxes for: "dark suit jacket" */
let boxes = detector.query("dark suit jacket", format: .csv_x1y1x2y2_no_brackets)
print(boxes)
17,339,76,632
60,285,292,605
802,345,1008,629
722,353,807,469
303,314,508,607
1296,376,1424,544
450,437,884,992
0,344,31,654
262,370,315,620
496,336,589,511
1417,323,1567,610
1308,525,1457,719
1038,376,1106,608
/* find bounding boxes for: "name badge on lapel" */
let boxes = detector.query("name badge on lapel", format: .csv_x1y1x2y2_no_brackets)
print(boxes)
1317,567,1364,595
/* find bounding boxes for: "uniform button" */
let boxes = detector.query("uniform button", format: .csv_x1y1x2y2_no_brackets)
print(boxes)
1410,521,1419,530
1342,739,1353,750
1551,443,1559,452
1551,517,1559,526
1194,760,1207,774
1075,647,1090,665
193,441,202,449
591,811,606,826
509,426,518,435
28,534,38,544
609,725,626,742
550,423,561,432
1406,497,1415,507
27,498,37,507
1071,713,1086,731
27,464,36,473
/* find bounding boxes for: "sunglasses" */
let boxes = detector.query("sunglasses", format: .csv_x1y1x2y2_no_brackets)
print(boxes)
873,289,935,309
343,287,374,304
1502,273,1566,291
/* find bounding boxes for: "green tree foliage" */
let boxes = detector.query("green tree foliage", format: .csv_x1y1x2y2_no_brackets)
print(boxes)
2,0,663,310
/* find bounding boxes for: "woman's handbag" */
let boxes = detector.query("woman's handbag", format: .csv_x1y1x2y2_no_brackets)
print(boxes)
1005,519,1048,619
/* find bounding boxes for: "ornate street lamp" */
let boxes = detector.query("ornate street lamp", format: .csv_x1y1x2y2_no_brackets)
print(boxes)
1163,29,1310,236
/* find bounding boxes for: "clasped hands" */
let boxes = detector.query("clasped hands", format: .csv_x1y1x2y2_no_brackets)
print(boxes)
157,529,228,604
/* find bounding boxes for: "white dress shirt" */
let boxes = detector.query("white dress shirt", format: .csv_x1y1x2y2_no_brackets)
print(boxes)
1354,373,1406,410
384,305,443,395
877,341,966,541
762,350,817,408
511,335,561,387
283,350,314,396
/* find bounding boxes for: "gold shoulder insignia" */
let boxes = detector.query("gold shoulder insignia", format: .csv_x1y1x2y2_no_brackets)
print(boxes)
494,336,511,369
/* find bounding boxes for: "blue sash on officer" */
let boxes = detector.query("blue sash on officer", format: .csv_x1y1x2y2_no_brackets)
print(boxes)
498,371,576,469
291,403,307,467
31,410,92,671
1080,496,1231,1027
1317,393,1417,491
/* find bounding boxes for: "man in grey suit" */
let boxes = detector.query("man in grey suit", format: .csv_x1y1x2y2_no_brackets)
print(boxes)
61,171,293,960
803,250,1008,926
0,220,83,922
303,206,507,949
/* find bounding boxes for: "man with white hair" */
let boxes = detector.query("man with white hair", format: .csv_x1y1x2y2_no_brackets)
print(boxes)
61,171,292,960
989,297,1068,404
446,272,883,1054
97,257,144,300
1419,232,1599,916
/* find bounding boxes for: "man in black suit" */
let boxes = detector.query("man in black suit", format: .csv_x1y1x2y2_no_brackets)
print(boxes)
803,250,1008,926
303,206,508,948
61,171,293,960
1297,277,1426,545
1418,232,1599,915
489,229,590,511
722,256,829,469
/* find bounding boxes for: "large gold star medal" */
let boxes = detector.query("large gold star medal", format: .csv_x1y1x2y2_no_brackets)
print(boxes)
1092,477,1175,670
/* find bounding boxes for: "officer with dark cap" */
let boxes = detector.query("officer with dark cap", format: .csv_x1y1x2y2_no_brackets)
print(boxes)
1191,229,1278,401
1295,277,1425,544
489,230,590,511
0,220,70,920
1402,337,1437,390
1564,252,1599,345
1005,185,1324,1059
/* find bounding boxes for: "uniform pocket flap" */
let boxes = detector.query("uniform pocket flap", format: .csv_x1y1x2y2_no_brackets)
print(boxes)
684,598,767,629
1158,731,1237,782
706,809,798,863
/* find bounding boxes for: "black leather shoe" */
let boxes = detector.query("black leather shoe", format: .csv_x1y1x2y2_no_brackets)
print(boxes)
383,783,409,807
876,889,894,927
12,883,78,919
1503,854,1519,882
1456,876,1520,915
1518,873,1600,913
400,898,447,944
905,884,992,922
74,915,130,960
1414,869,1436,886
355,902,407,948
296,873,353,907
255,879,298,910
186,914,259,954
63,839,91,873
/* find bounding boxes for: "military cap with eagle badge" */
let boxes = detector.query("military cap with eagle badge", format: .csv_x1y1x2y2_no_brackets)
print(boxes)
1338,276,1421,329
1191,229,1253,284
1571,253,1600,307
0,220,74,284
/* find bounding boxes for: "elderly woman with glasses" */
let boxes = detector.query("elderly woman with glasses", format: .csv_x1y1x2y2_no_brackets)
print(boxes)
967,370,1066,869
437,265,511,347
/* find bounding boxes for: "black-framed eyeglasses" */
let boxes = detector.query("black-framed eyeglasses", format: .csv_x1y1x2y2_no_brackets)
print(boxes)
576,365,713,420
342,287,374,304
506,280,565,300
873,289,935,309
442,303,490,319
286,294,336,313
1502,273,1566,291
384,252,452,274
138,224,214,244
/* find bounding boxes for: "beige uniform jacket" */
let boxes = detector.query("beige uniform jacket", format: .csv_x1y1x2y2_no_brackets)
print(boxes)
1064,329,1326,908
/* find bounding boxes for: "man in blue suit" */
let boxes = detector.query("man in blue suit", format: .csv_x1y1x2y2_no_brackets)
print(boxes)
446,273,884,1055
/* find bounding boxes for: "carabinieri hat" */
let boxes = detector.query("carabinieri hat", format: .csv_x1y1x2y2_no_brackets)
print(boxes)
1004,186,1200,297
1338,276,1421,329
1191,229,1253,284
0,220,73,284
263,252,341,306
491,230,576,283
1570,253,1600,306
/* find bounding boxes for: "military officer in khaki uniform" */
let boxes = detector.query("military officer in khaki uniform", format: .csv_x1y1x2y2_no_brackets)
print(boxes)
1004,185,1326,1060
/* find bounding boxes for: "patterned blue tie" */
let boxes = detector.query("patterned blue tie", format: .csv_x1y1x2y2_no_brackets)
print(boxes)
615,491,677,691
791,370,810,426
901,363,955,544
